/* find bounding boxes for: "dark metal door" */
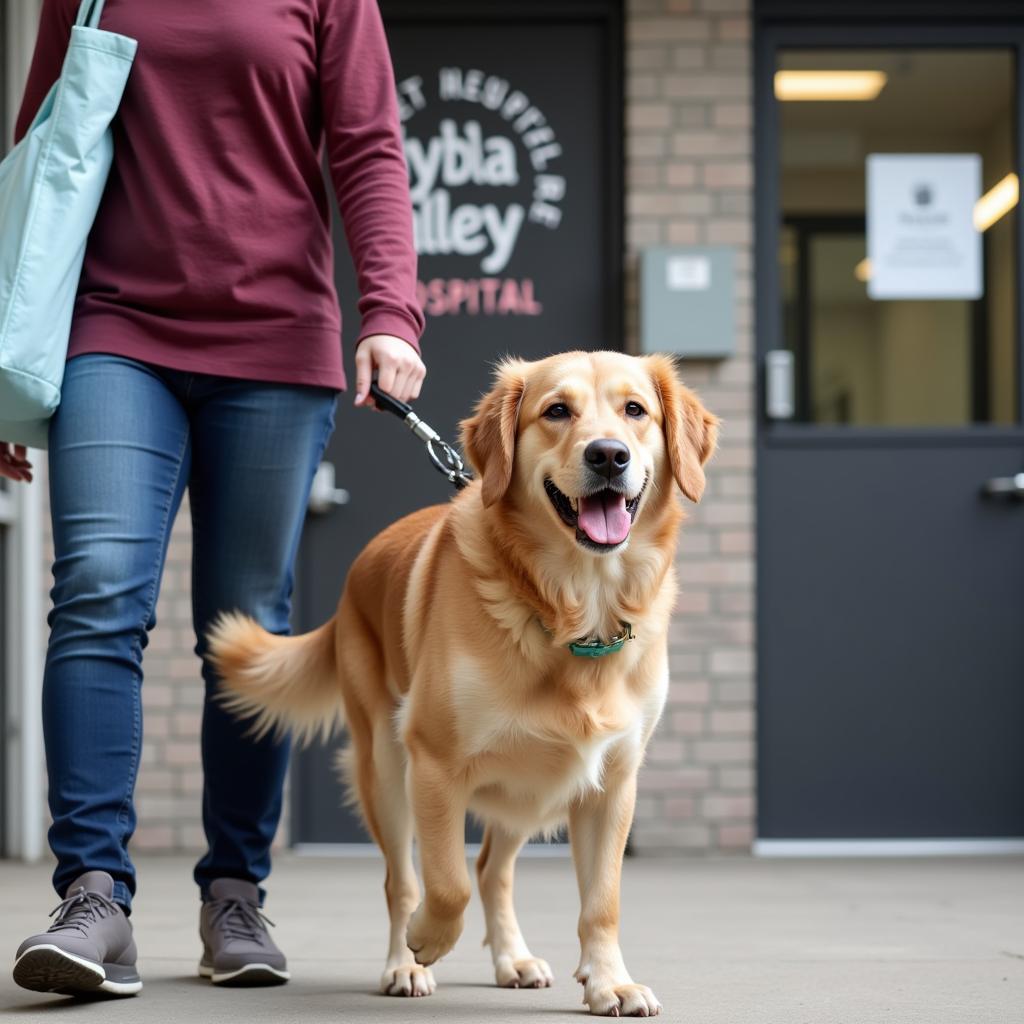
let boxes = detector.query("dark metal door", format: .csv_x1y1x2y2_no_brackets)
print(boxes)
291,1,623,845
756,19,1024,840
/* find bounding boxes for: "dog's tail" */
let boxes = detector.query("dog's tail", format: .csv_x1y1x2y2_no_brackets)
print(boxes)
207,611,344,745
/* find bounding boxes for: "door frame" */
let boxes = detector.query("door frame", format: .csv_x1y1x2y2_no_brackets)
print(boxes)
753,3,1024,854
0,483,45,863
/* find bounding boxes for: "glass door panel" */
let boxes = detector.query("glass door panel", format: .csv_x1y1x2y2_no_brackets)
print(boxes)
776,48,1017,426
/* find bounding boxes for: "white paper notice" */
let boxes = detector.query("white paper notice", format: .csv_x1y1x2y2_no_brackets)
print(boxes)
666,255,711,292
866,154,982,300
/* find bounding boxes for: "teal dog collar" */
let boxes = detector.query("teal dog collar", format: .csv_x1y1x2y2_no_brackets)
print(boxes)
567,623,634,658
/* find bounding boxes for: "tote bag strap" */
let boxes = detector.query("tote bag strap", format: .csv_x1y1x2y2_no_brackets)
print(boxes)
23,0,107,136
24,0,108,135
75,0,106,29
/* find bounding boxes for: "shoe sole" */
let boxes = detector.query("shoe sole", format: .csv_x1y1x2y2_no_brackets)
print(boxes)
13,945,142,996
198,960,289,986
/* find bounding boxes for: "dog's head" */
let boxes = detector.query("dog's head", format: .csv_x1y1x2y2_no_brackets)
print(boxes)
460,351,718,554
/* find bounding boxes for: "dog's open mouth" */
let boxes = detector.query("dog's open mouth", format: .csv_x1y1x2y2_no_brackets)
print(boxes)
544,478,646,551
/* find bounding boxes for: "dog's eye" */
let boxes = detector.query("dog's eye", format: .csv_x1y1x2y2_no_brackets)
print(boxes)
543,403,571,420
625,401,646,419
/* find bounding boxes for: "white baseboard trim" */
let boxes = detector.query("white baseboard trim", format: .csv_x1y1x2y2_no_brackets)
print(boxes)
292,844,382,857
754,838,1024,857
293,842,571,858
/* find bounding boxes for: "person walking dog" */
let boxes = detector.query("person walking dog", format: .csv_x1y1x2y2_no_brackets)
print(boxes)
4,0,424,996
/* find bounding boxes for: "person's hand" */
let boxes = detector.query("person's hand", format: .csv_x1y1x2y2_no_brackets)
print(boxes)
0,443,33,483
354,334,426,408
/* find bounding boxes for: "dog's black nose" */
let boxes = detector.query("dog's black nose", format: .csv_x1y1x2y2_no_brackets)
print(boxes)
584,439,630,479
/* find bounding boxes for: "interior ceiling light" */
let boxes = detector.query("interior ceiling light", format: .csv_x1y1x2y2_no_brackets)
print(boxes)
973,173,1019,232
775,71,888,101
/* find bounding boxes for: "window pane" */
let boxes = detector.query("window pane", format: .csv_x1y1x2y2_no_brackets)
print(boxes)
777,48,1017,426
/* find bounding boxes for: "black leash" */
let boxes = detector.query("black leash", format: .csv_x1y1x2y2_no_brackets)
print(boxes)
369,382,473,491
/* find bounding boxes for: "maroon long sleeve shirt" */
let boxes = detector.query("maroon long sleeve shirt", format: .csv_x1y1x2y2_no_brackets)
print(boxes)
14,0,424,390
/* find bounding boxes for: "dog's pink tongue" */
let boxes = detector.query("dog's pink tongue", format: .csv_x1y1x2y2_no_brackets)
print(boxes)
578,491,631,546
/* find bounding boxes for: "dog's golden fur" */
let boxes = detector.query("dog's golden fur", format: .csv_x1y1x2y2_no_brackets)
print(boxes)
209,350,717,1015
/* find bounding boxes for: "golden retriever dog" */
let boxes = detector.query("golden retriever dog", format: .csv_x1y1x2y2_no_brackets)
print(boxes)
208,350,717,1016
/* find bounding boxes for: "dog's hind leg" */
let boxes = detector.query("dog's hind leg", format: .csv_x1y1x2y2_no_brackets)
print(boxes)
403,750,471,966
361,717,436,997
477,824,554,989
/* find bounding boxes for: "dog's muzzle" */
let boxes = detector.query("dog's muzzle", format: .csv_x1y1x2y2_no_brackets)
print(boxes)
544,477,647,552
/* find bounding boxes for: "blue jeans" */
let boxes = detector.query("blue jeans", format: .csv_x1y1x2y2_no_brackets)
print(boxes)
44,353,338,910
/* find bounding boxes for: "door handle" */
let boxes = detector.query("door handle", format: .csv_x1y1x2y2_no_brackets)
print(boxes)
765,350,795,420
308,461,350,515
982,472,1024,499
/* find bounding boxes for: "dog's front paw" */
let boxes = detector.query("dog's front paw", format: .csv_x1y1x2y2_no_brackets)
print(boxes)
577,976,662,1017
494,954,554,989
380,963,436,997
405,904,464,966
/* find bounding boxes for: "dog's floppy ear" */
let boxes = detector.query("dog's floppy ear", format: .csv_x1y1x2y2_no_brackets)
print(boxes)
460,359,527,507
648,355,719,503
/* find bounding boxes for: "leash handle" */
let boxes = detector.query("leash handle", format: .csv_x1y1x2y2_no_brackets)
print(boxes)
369,381,413,419
370,381,440,443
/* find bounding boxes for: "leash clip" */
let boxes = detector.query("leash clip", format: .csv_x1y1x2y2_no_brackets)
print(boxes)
370,382,473,491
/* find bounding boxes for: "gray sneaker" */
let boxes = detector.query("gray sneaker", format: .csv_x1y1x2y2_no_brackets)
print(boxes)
199,878,289,986
13,871,141,996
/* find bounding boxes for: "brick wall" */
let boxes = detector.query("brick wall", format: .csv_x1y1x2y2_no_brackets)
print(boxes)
624,0,755,853
31,0,756,855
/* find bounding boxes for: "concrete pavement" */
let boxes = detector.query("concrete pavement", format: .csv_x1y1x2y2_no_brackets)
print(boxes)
2,853,1022,1023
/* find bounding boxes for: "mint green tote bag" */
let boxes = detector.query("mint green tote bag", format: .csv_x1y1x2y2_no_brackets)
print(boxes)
0,0,137,449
